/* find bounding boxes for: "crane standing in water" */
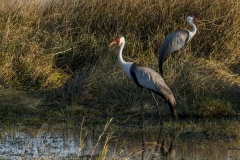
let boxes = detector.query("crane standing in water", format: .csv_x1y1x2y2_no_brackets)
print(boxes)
158,15,198,77
109,36,178,124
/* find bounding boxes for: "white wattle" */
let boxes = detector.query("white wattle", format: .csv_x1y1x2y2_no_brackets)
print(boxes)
187,19,197,42
118,40,133,79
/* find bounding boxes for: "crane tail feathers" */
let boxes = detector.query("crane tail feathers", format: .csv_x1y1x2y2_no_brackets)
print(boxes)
159,63,164,78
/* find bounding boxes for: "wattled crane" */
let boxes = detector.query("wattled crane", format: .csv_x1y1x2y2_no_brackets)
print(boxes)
109,36,178,124
158,15,197,77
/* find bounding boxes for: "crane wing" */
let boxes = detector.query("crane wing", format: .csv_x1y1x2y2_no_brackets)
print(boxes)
130,63,173,99
130,63,177,118
158,30,189,76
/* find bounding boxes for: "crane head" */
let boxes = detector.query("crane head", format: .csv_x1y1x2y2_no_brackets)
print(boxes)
109,35,125,47
186,15,198,24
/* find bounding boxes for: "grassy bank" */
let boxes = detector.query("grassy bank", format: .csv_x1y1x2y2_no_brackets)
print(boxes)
0,0,239,122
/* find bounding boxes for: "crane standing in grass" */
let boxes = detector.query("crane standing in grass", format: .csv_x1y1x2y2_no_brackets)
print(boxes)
109,36,178,124
158,15,198,77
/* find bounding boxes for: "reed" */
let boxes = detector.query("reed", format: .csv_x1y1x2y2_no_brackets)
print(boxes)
0,0,239,118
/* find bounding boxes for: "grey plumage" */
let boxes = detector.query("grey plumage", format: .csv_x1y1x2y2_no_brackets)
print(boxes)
130,63,177,118
158,16,197,77
158,30,189,76
109,36,177,119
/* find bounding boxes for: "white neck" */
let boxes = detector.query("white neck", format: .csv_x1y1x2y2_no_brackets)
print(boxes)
187,20,197,42
118,40,133,79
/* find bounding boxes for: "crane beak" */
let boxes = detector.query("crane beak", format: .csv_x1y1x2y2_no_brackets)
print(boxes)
108,41,117,47
193,17,201,24
193,17,198,22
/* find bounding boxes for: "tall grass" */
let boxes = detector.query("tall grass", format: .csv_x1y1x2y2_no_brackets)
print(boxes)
0,0,239,118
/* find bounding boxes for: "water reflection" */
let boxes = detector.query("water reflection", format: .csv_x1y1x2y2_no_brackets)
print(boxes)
0,125,100,159
0,119,240,159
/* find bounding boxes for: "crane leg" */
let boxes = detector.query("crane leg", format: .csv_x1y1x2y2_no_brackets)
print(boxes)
139,87,145,158
141,130,145,159
151,91,163,125
139,87,144,129
181,50,183,70
174,53,176,77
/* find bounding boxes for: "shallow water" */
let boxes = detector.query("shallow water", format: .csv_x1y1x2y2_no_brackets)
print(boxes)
0,118,240,159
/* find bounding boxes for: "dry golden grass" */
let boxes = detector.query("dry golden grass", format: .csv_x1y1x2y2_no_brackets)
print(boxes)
0,0,239,118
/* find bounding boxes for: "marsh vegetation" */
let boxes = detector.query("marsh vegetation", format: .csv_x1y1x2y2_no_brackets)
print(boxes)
0,0,239,119
0,0,239,158
1,118,240,159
